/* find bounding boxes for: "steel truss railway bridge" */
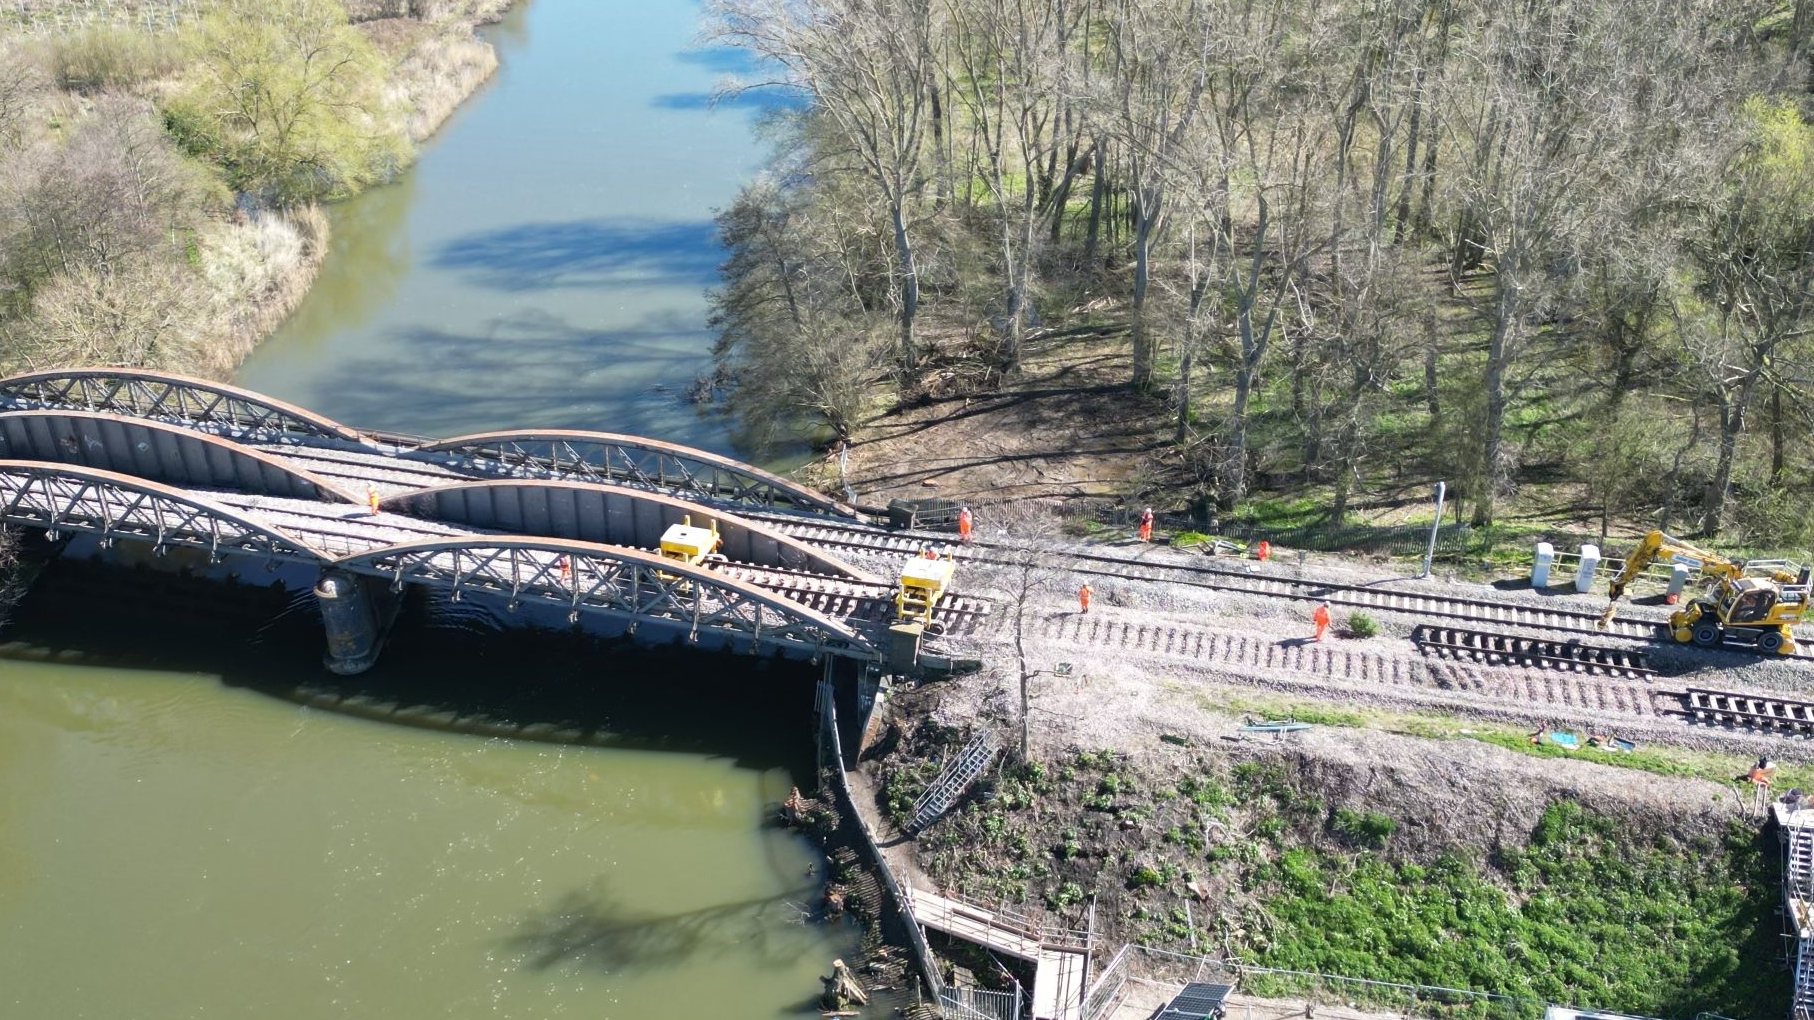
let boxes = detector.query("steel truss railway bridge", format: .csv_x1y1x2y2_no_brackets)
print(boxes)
0,368,972,674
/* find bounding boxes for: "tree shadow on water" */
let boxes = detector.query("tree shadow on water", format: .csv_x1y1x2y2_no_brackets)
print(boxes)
507,882,828,974
299,308,723,441
430,219,721,293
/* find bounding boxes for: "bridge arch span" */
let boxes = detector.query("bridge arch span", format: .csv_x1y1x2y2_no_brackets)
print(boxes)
0,460,330,562
379,480,876,581
0,410,363,503
0,367,365,444
330,536,871,657
411,430,857,518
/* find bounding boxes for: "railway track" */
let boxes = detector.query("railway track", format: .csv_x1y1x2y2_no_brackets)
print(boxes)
1665,688,1814,736
758,515,1814,663
1025,610,1663,719
1411,624,1655,680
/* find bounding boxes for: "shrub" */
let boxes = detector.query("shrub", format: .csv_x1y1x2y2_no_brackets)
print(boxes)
1127,862,1165,889
1345,611,1379,638
42,26,181,93
1331,807,1396,849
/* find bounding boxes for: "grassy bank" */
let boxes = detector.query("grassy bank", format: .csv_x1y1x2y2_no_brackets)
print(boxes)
879,724,1783,1019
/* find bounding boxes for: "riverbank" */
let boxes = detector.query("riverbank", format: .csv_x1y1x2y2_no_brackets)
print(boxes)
0,0,514,384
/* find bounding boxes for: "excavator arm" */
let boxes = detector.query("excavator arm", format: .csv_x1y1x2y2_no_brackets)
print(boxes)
1606,530,1739,602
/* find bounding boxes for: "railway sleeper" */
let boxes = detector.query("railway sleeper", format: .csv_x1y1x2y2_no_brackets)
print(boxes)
1412,624,1653,678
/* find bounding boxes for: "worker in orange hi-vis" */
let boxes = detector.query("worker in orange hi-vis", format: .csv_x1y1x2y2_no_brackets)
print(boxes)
1749,756,1777,812
957,506,973,543
1078,582,1093,614
558,555,571,583
365,485,381,516
1137,506,1154,542
1312,602,1331,641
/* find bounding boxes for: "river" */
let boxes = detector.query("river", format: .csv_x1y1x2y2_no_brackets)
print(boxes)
0,2,858,1017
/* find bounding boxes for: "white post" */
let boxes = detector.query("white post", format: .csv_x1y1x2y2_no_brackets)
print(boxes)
1420,482,1447,579
1531,542,1555,588
1667,563,1692,599
1574,544,1600,593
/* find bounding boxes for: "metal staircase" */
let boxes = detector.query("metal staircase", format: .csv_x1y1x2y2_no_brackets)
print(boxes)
1788,820,1814,1020
910,732,996,833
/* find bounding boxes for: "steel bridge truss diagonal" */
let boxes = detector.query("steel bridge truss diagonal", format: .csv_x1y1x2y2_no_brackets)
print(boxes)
0,368,364,445
332,538,871,658
415,430,858,518
0,461,329,564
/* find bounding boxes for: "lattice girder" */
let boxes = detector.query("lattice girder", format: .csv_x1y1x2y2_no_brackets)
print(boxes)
414,430,856,517
332,537,872,657
0,461,329,563
0,368,364,444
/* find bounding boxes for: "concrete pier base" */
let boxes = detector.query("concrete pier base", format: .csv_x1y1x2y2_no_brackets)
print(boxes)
315,570,383,675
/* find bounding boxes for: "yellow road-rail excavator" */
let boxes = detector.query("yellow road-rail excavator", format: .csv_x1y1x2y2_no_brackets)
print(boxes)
1606,530,1811,654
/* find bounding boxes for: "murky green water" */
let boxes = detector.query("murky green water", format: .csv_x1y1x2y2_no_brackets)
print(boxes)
0,2,856,1017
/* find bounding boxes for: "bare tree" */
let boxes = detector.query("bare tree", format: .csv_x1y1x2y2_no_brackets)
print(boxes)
974,499,1066,762
710,0,936,374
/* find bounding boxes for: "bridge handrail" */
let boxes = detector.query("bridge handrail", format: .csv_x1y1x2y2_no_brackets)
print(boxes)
328,535,871,654
0,367,366,444
0,459,332,562
408,429,858,518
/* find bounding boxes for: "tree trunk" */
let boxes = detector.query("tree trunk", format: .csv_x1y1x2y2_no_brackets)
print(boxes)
890,203,919,373
1083,137,1106,268
1471,281,1518,527
1422,313,1440,418
1130,185,1160,391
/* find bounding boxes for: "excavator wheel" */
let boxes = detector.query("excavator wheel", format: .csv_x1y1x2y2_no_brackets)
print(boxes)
1757,630,1786,654
1692,622,1723,647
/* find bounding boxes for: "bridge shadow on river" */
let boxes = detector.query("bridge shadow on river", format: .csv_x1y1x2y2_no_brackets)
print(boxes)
0,549,826,777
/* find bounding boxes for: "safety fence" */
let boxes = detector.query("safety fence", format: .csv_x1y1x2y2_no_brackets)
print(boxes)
940,983,1022,1020
1080,945,1549,1020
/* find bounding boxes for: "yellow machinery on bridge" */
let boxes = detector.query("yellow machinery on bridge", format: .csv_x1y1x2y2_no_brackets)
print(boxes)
896,548,956,626
1607,530,1811,654
658,515,723,578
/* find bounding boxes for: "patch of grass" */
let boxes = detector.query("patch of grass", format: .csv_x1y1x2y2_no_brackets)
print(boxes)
1330,807,1395,848
1243,494,1326,529
1344,611,1379,638
1466,730,1814,791
1207,686,1812,792
1242,801,1781,1018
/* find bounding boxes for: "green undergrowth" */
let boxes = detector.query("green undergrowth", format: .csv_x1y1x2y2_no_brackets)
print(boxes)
1244,801,1779,1018
881,722,1785,1020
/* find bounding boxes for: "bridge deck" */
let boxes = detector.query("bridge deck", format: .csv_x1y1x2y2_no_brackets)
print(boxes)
905,885,1087,1020
205,493,978,636
0,372,992,659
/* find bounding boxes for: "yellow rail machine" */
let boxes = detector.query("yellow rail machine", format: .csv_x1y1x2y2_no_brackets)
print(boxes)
895,549,956,625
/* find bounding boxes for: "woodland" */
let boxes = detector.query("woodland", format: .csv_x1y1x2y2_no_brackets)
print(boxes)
707,0,1814,544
